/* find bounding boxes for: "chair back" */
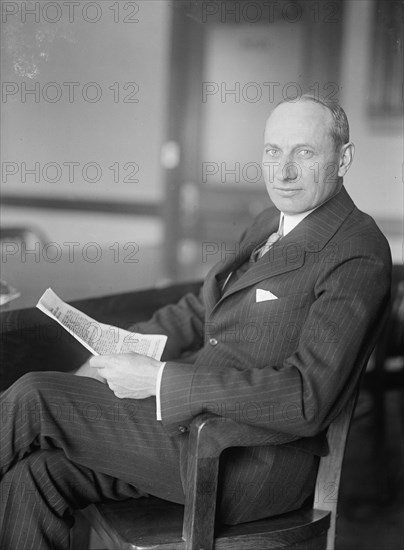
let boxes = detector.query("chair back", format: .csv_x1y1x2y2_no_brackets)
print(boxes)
314,391,358,550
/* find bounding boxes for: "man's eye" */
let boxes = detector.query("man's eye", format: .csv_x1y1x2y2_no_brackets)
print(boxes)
264,149,279,157
298,149,312,158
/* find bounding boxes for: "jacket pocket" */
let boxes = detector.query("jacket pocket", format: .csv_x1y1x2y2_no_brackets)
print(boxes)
248,291,309,318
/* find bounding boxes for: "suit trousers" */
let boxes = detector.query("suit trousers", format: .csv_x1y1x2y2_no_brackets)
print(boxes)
0,371,318,550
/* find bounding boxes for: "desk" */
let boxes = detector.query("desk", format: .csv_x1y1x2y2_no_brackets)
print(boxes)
0,280,202,390
0,244,165,311
0,240,198,390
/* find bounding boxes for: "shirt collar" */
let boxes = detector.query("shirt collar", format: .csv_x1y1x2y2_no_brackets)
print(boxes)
278,188,345,237
279,207,317,237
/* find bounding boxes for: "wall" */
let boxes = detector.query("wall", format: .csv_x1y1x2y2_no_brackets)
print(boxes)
1,1,172,298
1,0,171,203
339,0,402,262
1,0,402,306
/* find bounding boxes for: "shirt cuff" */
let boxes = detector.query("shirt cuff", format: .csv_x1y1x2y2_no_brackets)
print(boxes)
155,362,166,421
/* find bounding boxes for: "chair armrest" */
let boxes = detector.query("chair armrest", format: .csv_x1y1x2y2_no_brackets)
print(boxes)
187,412,298,459
183,413,294,549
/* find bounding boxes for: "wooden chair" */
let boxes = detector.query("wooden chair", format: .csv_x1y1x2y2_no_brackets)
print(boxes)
79,391,358,550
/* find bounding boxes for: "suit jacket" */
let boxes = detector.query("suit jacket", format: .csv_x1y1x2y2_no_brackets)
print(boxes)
132,186,391,514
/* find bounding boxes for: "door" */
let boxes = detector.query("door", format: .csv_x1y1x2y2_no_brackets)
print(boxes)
163,0,344,280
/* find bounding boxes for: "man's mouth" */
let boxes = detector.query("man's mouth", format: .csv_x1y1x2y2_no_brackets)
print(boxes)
274,188,301,196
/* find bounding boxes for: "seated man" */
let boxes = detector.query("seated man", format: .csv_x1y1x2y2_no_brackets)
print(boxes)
0,95,391,550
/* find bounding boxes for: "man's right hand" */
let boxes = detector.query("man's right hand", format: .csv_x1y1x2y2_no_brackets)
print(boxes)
74,360,106,383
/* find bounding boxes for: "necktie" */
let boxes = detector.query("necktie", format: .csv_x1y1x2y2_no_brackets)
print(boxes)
252,216,284,261
253,231,282,261
221,220,283,292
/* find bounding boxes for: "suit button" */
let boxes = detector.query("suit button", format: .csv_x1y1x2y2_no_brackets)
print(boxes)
178,425,188,433
209,338,218,346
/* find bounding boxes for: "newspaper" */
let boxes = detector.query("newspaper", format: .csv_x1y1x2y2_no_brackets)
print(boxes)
36,288,167,359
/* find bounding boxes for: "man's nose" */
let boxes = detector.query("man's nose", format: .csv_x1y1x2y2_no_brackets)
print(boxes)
278,162,299,182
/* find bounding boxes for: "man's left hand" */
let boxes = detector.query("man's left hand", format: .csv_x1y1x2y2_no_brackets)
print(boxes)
89,353,162,399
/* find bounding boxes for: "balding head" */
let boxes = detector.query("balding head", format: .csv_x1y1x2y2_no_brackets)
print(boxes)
274,94,350,151
262,98,354,214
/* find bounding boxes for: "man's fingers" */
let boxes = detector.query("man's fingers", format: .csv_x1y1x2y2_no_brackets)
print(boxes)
88,356,108,368
89,353,140,366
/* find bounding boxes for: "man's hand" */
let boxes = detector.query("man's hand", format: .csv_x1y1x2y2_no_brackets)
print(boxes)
74,360,107,383
89,353,162,399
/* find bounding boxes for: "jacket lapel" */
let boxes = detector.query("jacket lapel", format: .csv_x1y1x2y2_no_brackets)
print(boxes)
215,186,356,304
203,210,280,313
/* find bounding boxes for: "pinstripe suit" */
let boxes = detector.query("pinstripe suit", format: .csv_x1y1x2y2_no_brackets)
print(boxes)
0,187,391,549
130,186,392,517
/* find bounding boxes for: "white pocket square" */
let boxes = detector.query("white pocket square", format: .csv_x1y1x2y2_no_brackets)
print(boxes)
256,289,278,302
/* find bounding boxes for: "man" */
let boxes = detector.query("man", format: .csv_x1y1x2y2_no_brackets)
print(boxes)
0,96,392,549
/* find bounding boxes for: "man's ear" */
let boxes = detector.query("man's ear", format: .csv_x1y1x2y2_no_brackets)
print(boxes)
338,142,355,177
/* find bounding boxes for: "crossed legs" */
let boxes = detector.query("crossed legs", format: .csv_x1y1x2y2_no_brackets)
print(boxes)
0,370,319,548
0,371,184,550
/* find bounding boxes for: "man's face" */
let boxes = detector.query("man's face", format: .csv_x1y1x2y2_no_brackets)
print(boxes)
262,101,343,214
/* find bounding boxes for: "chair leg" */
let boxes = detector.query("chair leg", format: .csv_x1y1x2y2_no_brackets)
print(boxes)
70,512,91,550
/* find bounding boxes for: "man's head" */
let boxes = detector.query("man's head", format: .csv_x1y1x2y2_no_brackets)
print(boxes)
262,95,354,214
